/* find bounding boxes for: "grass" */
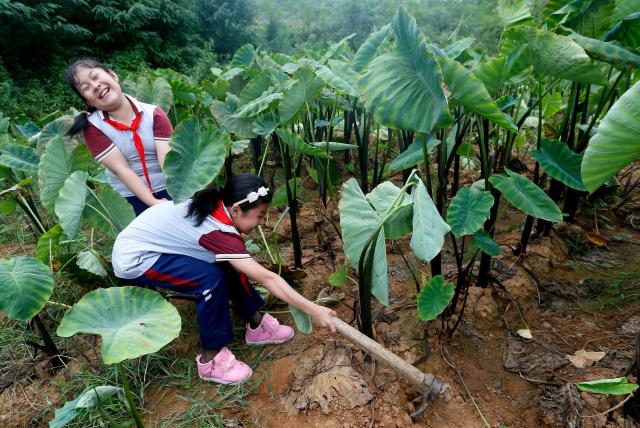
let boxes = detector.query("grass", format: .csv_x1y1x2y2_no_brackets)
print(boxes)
42,307,276,427
0,317,37,381
0,211,37,249
584,266,640,311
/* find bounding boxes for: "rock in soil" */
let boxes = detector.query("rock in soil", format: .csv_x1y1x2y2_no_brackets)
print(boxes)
538,384,583,428
502,335,568,375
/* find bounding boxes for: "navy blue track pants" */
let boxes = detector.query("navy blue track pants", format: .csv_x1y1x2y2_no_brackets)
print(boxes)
125,253,264,350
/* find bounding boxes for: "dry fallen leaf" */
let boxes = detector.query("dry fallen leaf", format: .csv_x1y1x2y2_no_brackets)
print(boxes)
566,349,606,369
517,328,533,339
585,231,607,247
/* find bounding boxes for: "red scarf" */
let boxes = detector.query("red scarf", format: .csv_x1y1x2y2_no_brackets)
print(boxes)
211,200,234,226
210,200,252,294
103,108,154,193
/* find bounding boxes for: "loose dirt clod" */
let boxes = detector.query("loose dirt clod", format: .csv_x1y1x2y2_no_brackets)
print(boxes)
283,342,374,415
538,384,583,428
502,335,568,374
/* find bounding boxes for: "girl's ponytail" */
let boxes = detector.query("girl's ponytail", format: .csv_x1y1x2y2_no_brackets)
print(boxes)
186,187,224,226
66,106,96,137
186,173,272,226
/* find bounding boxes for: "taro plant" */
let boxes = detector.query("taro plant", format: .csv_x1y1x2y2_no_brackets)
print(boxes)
339,170,451,337
56,286,182,428
0,256,65,369
581,81,640,194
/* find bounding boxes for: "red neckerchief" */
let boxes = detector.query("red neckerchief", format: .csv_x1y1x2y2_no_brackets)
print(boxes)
210,200,252,294
210,200,234,226
102,100,154,192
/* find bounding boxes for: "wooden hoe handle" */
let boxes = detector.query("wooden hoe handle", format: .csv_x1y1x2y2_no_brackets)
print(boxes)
332,316,449,400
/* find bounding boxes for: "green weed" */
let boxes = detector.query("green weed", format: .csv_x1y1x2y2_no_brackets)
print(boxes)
584,267,640,310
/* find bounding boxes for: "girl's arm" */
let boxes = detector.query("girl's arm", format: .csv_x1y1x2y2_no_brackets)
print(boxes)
229,258,336,332
101,148,166,206
155,140,170,171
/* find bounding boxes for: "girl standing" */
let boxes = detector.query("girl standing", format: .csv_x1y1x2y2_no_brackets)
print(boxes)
111,173,336,384
66,59,172,215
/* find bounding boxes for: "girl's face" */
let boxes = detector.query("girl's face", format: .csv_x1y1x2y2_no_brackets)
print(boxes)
230,203,268,234
73,66,123,111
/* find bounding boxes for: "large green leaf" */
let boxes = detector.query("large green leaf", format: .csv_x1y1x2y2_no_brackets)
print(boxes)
54,171,88,239
168,80,199,106
532,139,585,191
275,129,330,159
441,37,475,59
230,44,256,68
135,76,173,112
319,33,355,64
252,112,279,136
606,10,640,48
0,143,39,173
498,0,533,28
83,186,135,237
279,68,323,124
164,118,230,203
359,8,451,133
569,33,640,69
576,377,639,396
543,92,563,117
509,27,606,84
57,286,181,364
35,224,64,264
328,60,359,94
77,251,107,277
353,25,392,73
582,81,640,192
438,56,517,132
0,199,17,215
472,230,503,256
50,386,124,428
474,48,531,97
366,181,413,239
314,64,358,97
30,116,74,155
489,169,563,222
39,137,91,212
232,90,283,118
238,72,274,105
0,256,54,321
210,99,257,139
218,67,245,81
288,304,312,334
389,135,440,171
416,275,454,321
410,176,450,262
447,186,494,237
203,78,230,101
339,178,388,305
311,142,357,151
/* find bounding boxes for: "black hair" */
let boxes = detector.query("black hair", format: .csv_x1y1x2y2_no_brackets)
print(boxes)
64,58,113,138
186,173,273,226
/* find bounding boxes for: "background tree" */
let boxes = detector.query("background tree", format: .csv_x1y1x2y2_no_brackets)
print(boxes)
196,0,256,56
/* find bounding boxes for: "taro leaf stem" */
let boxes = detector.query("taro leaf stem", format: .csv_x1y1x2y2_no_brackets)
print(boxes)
117,363,144,428
32,314,66,370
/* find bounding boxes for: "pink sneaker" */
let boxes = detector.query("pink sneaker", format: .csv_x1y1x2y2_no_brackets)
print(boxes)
196,347,252,385
245,313,295,345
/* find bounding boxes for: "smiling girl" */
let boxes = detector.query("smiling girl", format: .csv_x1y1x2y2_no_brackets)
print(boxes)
111,173,336,384
65,59,172,215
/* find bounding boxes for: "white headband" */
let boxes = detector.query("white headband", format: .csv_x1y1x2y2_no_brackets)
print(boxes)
233,186,270,206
